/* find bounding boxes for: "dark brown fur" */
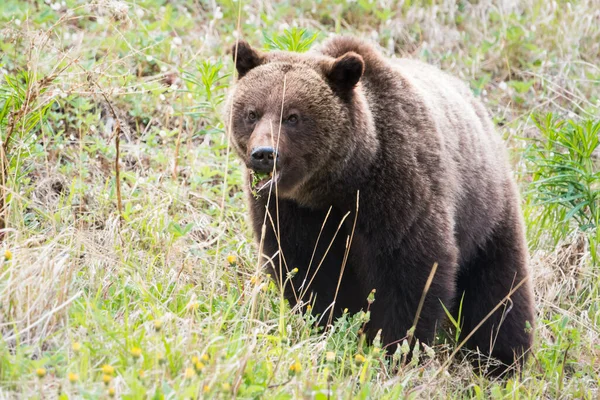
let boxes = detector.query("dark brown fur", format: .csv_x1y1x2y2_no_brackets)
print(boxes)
225,36,535,375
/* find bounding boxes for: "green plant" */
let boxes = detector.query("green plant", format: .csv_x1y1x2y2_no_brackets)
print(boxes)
524,114,600,262
263,28,319,52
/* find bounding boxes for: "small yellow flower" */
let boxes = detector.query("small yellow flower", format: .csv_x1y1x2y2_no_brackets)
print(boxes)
354,354,366,364
187,301,199,312
194,361,205,372
250,275,258,285
130,347,142,359
203,385,210,393
4,249,12,261
108,387,116,397
221,383,231,392
68,372,79,383
288,361,301,375
306,304,312,312
184,367,195,379
191,355,199,364
138,369,145,379
101,364,115,375
102,374,112,385
36,367,47,378
153,319,163,332
343,308,348,314
72,342,82,352
201,353,210,362
226,254,237,265
325,351,335,362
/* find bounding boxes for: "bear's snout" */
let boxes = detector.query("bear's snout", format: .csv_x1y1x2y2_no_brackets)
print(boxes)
250,146,279,173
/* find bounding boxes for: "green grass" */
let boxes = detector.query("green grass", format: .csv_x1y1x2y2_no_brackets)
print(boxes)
0,0,599,398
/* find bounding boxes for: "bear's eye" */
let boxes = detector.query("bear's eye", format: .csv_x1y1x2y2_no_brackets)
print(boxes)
286,114,299,125
247,110,258,122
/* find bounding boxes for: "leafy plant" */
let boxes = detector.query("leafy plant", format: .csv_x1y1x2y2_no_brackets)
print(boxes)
263,28,319,53
524,114,600,261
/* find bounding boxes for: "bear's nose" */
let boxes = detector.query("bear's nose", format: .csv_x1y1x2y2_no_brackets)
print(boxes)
250,146,279,173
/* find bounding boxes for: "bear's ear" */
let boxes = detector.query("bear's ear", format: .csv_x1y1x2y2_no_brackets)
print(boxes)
324,52,364,93
232,40,264,78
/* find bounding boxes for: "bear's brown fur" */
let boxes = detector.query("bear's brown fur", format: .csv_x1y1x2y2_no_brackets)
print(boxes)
225,36,534,375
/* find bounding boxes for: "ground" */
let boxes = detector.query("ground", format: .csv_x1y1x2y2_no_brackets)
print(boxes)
0,0,598,398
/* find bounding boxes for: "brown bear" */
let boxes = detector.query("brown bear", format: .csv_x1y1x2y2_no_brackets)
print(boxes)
225,36,534,375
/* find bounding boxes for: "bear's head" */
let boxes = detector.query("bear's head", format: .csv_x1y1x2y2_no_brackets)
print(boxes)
225,40,376,204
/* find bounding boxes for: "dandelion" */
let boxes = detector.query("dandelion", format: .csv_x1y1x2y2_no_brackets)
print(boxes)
153,319,163,332
201,353,210,362
203,385,210,393
72,342,82,352
354,354,366,364
68,372,79,383
101,365,115,375
288,361,301,376
108,387,116,397
194,361,205,372
4,249,12,261
184,367,195,379
36,368,47,378
226,254,237,264
102,374,112,385
130,347,142,359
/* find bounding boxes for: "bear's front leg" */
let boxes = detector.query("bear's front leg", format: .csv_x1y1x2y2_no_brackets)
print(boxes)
358,223,458,350
249,194,369,317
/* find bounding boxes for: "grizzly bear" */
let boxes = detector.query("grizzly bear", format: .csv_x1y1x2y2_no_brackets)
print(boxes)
225,36,534,375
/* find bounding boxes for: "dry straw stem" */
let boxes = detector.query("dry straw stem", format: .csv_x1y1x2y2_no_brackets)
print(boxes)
211,0,243,313
328,191,360,327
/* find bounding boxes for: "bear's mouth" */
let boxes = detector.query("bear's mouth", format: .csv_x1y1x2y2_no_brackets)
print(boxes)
251,170,280,192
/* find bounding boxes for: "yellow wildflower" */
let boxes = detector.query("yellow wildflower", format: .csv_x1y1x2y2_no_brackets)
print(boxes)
68,372,79,383
184,367,195,379
289,361,301,375
36,368,46,378
101,364,115,375
153,319,163,332
354,354,366,364
130,347,142,359
226,254,237,264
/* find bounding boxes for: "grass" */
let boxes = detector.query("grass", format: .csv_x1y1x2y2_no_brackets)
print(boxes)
0,0,599,398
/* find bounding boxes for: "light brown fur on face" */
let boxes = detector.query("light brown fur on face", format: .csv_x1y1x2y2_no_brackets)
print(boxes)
225,37,534,376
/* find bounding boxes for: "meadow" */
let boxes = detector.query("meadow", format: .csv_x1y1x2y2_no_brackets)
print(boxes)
0,0,598,398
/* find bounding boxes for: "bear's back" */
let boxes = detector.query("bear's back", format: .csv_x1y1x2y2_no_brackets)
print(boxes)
389,58,513,263
319,37,514,264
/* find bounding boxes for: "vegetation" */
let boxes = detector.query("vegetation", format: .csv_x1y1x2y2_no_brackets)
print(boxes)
0,0,598,398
